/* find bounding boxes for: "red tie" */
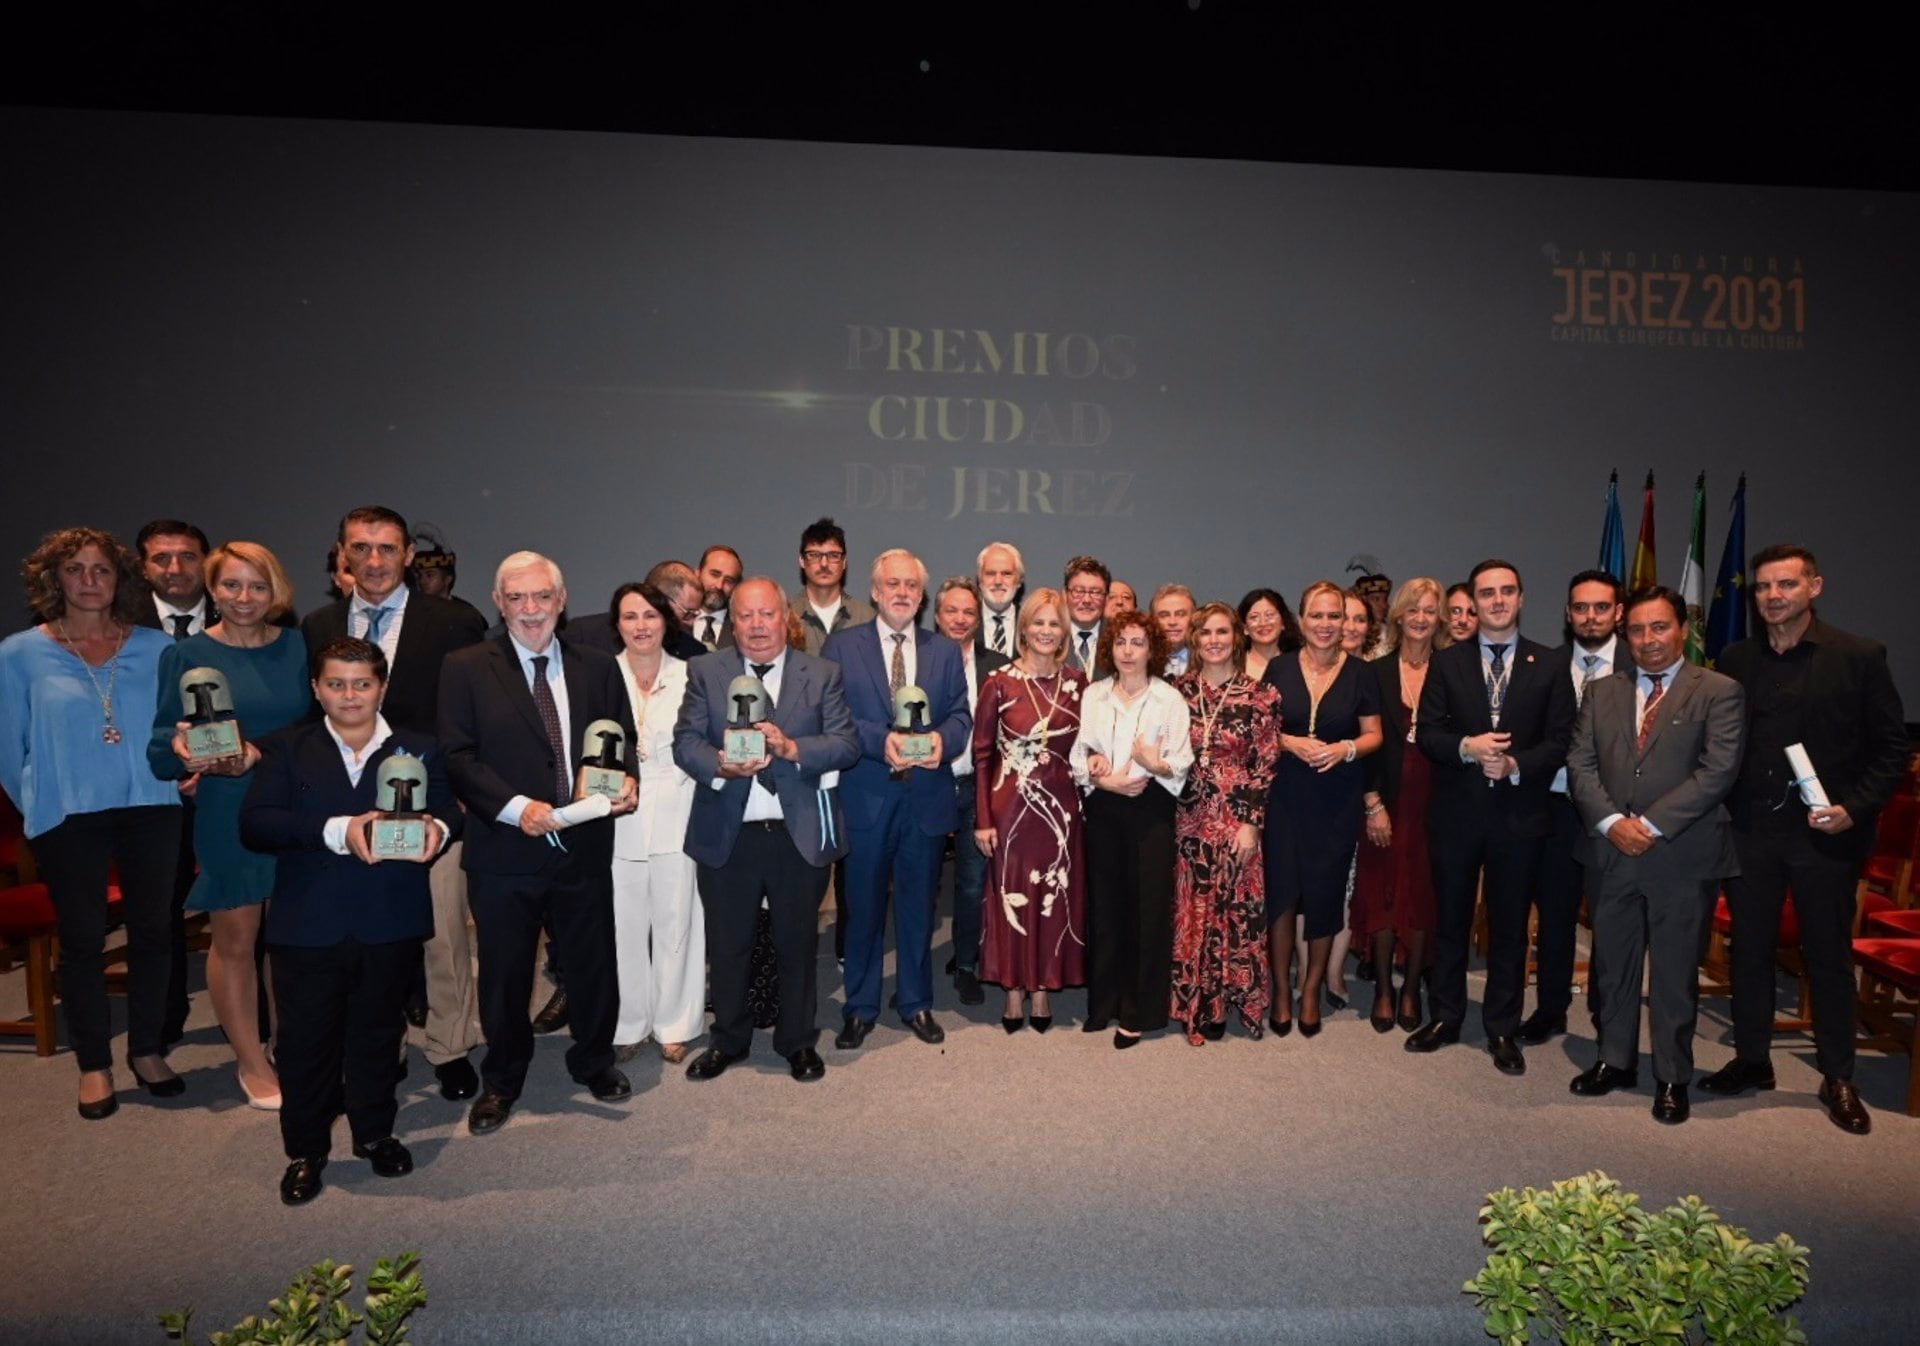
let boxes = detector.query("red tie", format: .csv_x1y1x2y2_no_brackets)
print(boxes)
1637,672,1665,752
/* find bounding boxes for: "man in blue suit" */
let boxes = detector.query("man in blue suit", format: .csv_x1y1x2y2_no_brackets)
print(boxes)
823,549,972,1048
241,637,463,1206
673,577,860,1082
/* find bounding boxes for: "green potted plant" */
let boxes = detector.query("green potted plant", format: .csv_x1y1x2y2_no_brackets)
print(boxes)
1465,1171,1809,1344
158,1251,426,1345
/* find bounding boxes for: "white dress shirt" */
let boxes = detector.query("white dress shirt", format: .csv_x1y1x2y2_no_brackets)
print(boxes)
739,649,786,823
1070,676,1194,798
350,583,410,670
154,594,211,639
1594,666,1676,839
875,616,918,690
497,634,572,827
319,713,448,855
983,603,1015,656
1552,635,1620,793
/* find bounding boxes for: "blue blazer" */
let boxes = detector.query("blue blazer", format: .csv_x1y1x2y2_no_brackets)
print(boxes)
821,623,971,836
671,647,860,869
239,723,462,948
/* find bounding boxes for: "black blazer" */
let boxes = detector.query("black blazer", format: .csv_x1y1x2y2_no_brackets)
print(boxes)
1718,617,1909,860
1361,654,1413,808
239,723,462,947
438,633,637,875
134,594,214,633
1416,634,1576,838
301,588,487,736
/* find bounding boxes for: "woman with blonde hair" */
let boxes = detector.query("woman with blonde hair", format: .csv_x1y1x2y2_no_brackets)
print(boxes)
150,541,310,1109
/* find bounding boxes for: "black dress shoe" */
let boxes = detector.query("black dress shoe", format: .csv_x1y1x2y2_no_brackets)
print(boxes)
77,1091,119,1122
351,1136,415,1177
1196,1020,1224,1041
467,1090,515,1135
1818,1077,1872,1135
943,955,958,975
1298,1015,1323,1039
834,1017,875,1050
1354,958,1377,983
1487,1035,1526,1076
1652,1082,1690,1125
1001,1015,1025,1034
434,1057,479,1101
279,1158,326,1205
1267,1015,1294,1038
581,1067,632,1101
684,1045,748,1080
787,1047,825,1081
954,967,985,1005
1404,1020,1461,1053
1569,1061,1639,1096
531,987,569,1034
1397,986,1423,1033
1029,1015,1054,1034
1516,1009,1568,1045
128,1057,186,1098
1113,1030,1142,1050
403,990,429,1030
1081,1017,1110,1033
1698,1058,1776,1095
907,1010,946,1044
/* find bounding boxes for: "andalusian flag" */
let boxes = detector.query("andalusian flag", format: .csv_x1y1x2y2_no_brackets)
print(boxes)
1629,471,1657,593
1705,474,1749,663
1598,471,1626,583
1680,472,1707,664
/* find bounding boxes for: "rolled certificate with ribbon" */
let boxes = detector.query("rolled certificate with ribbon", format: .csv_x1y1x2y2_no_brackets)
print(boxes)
1784,743,1831,809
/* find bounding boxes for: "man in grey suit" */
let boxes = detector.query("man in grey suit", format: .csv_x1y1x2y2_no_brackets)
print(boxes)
672,577,860,1082
1566,586,1745,1125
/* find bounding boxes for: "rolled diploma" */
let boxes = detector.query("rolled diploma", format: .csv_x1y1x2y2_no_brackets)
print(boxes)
1784,743,1831,808
550,793,613,829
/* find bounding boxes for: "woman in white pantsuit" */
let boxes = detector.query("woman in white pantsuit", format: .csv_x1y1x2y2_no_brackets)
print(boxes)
608,582,703,1063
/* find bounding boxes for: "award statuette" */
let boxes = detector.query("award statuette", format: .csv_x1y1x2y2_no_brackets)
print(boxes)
575,718,630,801
892,684,937,764
370,751,432,860
180,667,245,770
722,675,769,765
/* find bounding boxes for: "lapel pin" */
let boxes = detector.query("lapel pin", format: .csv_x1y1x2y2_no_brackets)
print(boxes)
1525,654,1535,663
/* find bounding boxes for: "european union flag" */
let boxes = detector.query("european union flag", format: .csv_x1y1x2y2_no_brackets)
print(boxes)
1704,474,1748,664
1597,470,1625,583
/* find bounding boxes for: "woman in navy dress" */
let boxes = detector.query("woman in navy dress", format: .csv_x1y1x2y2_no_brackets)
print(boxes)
1261,581,1383,1035
151,541,310,1109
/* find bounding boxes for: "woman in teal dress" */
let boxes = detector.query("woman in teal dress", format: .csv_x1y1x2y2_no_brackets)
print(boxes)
150,541,310,1109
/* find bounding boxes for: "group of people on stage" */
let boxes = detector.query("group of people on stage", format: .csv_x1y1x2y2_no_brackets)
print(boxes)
0,508,1908,1207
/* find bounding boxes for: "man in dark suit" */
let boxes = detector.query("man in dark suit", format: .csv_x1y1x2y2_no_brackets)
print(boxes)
302,505,488,1101
1522,568,1628,1045
134,518,215,1048
240,637,463,1204
1701,543,1909,1135
1410,559,1577,1075
975,541,1025,659
672,577,859,1082
690,544,744,651
438,550,638,1134
823,549,971,1048
1062,555,1110,675
1566,587,1744,1124
934,576,1009,1004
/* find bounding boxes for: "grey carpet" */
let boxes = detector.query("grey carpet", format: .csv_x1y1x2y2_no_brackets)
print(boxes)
5,930,1918,1344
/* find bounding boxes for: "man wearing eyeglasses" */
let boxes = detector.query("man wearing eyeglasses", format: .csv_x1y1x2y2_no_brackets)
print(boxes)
795,517,871,656
1063,555,1111,676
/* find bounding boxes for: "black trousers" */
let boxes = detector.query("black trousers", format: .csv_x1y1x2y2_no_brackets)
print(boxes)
269,937,419,1161
468,849,617,1097
162,797,196,1045
698,821,829,1058
31,805,179,1071
1531,794,1589,1019
1428,816,1544,1037
1726,826,1862,1079
1084,787,1176,1033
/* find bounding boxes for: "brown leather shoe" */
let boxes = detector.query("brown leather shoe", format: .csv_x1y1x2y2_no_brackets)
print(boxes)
659,1042,688,1064
1818,1077,1871,1135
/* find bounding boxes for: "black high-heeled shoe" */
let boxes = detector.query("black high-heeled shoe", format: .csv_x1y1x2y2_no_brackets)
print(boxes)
1001,1015,1026,1034
1397,985,1423,1033
1197,1020,1225,1041
1370,998,1396,1033
1113,1030,1141,1050
128,1056,185,1099
1323,985,1349,1012
1268,1015,1294,1038
1029,1015,1054,1034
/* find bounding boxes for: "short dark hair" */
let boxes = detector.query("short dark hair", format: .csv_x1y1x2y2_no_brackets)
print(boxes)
135,519,209,559
607,581,677,636
1445,582,1474,604
1098,608,1170,673
1750,542,1819,577
798,518,846,553
698,544,743,572
337,506,410,545
1062,555,1111,589
1468,559,1523,593
1565,569,1624,604
313,635,388,683
1624,585,1688,627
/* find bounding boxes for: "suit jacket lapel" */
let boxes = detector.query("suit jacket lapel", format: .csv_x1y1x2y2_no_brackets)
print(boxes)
1637,662,1698,760
487,638,549,745
776,653,811,732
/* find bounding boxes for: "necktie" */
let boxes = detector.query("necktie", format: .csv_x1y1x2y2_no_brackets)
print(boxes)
750,662,775,791
529,655,570,803
701,615,718,650
1578,653,1600,705
169,613,193,641
1637,672,1666,752
1077,629,1092,670
364,605,391,645
991,612,1007,654
889,632,907,693
1485,643,1509,725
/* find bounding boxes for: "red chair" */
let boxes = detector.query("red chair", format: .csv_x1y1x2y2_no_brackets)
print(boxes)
0,881,126,1057
1860,794,1919,909
1866,908,1920,938
1700,884,1894,1032
1852,936,1920,1116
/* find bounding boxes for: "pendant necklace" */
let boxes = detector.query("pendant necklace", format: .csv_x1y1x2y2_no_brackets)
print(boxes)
1301,650,1345,736
1195,673,1229,771
59,619,126,744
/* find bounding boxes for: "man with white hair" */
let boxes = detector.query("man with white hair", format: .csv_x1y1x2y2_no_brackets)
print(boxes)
975,541,1025,659
438,551,639,1135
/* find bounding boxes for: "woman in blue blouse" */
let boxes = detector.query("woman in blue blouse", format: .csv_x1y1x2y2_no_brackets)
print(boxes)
150,541,310,1110
0,528,182,1119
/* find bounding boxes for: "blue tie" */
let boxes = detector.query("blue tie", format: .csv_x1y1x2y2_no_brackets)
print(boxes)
364,605,392,644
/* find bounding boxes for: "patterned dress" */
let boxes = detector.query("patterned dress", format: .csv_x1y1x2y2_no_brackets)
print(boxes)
1170,670,1282,1040
974,663,1088,991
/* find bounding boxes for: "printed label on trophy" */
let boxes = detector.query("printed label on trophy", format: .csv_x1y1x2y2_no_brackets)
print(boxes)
723,727,767,764
892,684,937,763
370,815,430,860
183,718,245,767
575,718,630,800
180,666,245,769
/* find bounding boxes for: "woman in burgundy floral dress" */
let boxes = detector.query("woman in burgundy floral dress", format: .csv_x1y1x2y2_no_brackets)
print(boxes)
974,588,1087,1033
1170,602,1283,1044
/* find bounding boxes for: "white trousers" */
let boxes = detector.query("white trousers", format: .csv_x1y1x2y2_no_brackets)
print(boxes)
612,851,706,1046
417,839,482,1064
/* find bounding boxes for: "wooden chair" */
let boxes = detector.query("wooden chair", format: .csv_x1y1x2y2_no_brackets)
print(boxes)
1852,936,1920,1116
0,883,62,1056
1859,794,1919,909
